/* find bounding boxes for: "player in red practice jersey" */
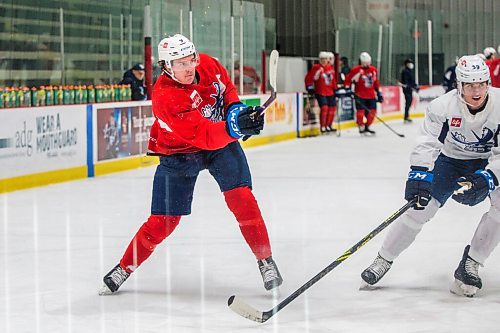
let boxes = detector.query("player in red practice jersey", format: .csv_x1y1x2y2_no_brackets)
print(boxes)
305,51,337,133
344,52,383,135
484,47,500,88
99,34,282,295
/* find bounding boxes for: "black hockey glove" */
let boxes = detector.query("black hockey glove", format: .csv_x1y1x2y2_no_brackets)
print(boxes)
405,166,433,210
306,85,315,96
376,91,384,103
452,169,497,206
226,103,265,139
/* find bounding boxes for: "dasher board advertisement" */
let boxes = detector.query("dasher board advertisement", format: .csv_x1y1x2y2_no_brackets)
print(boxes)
0,105,87,179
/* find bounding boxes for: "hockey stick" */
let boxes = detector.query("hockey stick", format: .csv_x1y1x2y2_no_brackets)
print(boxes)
242,50,279,141
356,101,405,138
228,199,417,323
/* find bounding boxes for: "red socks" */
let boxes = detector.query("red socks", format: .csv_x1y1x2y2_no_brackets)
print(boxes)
326,106,336,127
120,215,180,272
119,186,272,272
224,187,272,260
320,105,328,128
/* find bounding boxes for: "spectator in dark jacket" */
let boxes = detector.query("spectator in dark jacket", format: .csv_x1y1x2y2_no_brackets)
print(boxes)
120,63,146,101
443,58,458,93
339,56,351,86
400,58,419,123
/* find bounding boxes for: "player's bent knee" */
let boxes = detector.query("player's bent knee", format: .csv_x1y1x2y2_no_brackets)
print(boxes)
404,198,440,228
224,186,264,226
142,215,181,244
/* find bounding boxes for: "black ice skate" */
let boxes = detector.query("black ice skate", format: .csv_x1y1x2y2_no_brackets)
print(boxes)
450,245,482,297
358,125,366,134
360,254,392,287
326,126,337,133
258,256,283,291
98,264,131,295
364,126,376,135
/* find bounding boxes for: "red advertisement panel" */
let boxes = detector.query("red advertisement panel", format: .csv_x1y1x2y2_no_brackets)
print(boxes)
380,86,400,114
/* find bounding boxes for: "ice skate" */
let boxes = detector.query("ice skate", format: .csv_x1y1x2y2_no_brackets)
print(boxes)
450,245,482,297
326,126,337,133
404,118,413,123
98,264,131,295
360,254,392,287
258,256,283,291
364,126,376,135
358,125,366,134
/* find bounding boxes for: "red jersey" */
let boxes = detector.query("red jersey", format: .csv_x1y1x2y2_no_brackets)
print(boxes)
344,65,380,99
487,58,500,88
148,53,240,155
304,63,336,96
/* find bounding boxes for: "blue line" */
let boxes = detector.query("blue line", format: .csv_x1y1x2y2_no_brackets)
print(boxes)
86,104,94,177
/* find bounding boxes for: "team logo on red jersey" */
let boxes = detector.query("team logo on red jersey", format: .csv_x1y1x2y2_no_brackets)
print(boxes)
451,117,462,127
190,90,202,108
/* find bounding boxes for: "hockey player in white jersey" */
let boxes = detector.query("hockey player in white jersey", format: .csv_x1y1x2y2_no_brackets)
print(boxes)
360,55,500,297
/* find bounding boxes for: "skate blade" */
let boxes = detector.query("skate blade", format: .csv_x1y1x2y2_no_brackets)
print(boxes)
449,279,478,298
359,280,379,291
98,284,114,296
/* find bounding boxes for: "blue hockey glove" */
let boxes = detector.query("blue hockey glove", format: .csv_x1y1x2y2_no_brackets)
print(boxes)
405,166,433,210
226,103,265,139
452,169,497,206
376,91,384,103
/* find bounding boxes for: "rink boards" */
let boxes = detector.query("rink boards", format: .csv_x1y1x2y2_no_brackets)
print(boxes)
0,87,441,193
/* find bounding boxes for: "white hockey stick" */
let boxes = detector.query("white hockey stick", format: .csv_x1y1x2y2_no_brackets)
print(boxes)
242,50,278,141
260,49,279,113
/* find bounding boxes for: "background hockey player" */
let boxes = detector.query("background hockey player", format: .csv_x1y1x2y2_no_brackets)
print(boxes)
360,55,500,297
99,34,282,295
484,46,500,88
344,52,383,134
304,51,337,133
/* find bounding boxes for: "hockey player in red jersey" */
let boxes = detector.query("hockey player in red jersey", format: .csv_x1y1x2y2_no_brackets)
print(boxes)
485,46,500,88
344,52,383,134
304,51,337,133
99,34,282,295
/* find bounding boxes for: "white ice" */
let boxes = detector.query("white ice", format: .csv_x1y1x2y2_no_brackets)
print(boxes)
2,119,500,333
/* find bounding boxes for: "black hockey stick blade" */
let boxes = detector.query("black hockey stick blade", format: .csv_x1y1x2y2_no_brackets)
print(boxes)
228,199,417,323
375,115,405,137
356,101,405,138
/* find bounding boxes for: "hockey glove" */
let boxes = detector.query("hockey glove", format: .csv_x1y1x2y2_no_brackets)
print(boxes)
405,166,433,210
306,85,315,96
452,169,497,206
226,103,265,139
376,91,384,103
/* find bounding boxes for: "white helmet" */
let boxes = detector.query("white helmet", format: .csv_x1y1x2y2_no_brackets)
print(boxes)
359,52,371,66
455,55,490,84
455,55,490,105
158,34,197,78
483,47,496,59
476,53,486,60
319,51,329,59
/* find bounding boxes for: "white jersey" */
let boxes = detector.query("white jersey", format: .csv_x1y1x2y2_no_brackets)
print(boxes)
411,87,500,177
